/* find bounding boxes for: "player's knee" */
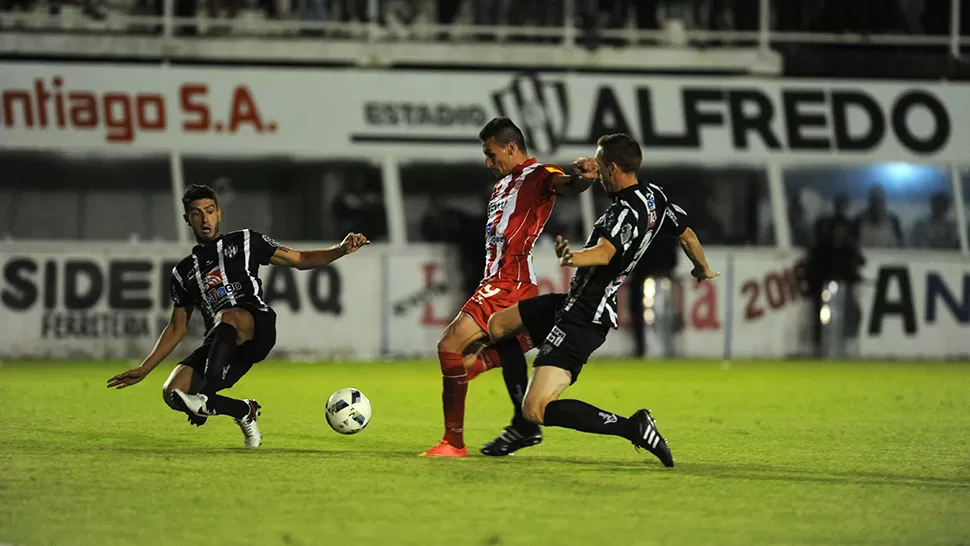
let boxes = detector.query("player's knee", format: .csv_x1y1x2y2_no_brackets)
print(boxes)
215,309,252,343
522,397,547,425
435,336,454,354
487,313,508,343
436,329,463,354
161,385,179,410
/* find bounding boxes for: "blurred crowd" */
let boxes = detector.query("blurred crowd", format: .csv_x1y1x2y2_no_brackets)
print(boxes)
793,186,961,251
800,185,963,353
3,0,965,42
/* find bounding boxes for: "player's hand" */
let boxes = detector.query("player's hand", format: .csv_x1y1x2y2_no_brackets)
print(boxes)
106,367,147,389
691,267,721,283
572,157,599,180
555,235,574,267
340,233,370,255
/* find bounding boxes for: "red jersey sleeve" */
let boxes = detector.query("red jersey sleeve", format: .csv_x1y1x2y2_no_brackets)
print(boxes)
535,164,564,198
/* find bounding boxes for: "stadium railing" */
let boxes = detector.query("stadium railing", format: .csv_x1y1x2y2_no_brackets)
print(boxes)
0,0,965,70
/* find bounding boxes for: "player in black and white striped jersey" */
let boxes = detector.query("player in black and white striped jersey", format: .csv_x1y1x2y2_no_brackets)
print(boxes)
481,134,719,465
107,184,369,448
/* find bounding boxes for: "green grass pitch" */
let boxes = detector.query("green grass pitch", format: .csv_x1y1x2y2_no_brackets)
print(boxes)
1,359,969,545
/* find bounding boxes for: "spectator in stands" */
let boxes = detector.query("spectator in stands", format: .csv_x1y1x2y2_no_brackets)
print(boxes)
814,193,854,245
911,191,959,250
806,220,865,355
333,176,387,242
854,185,903,247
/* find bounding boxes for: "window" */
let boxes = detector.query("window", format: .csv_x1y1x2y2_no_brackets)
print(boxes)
784,163,955,250
0,150,173,241
180,157,385,242
640,165,770,246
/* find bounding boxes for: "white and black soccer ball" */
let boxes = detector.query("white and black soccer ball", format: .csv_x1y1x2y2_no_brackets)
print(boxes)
325,388,372,435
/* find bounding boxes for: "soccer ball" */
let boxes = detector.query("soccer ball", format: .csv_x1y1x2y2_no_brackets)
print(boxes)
325,388,372,435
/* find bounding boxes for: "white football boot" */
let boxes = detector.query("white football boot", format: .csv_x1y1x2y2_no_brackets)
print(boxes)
234,400,262,448
169,388,210,417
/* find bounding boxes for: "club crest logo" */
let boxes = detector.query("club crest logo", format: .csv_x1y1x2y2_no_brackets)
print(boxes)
492,73,569,156
224,244,238,258
620,224,633,247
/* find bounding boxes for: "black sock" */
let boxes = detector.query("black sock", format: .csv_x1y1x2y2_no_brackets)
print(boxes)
496,338,536,432
205,394,251,419
543,399,636,441
202,322,238,393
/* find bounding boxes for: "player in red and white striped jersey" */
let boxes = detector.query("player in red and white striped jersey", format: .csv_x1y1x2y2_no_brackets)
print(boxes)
420,117,599,458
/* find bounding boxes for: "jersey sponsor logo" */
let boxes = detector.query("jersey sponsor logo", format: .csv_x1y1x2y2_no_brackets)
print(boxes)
204,281,243,307
486,235,504,245
647,209,658,228
205,268,223,288
488,197,508,218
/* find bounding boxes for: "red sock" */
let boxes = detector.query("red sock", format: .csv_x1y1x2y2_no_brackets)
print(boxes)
439,351,467,448
465,348,501,381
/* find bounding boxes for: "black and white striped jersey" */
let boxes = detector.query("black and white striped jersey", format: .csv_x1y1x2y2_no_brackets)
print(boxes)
562,182,689,329
169,229,279,331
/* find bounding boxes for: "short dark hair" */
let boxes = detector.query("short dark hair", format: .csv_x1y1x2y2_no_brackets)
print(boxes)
479,117,528,155
182,184,218,211
596,133,642,174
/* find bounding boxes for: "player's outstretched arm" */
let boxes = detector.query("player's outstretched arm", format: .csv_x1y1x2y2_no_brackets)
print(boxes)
269,232,370,270
107,306,191,389
555,235,616,267
678,228,720,282
551,157,599,196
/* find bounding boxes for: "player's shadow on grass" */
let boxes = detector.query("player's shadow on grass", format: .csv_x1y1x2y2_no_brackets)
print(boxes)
517,457,970,490
673,463,970,491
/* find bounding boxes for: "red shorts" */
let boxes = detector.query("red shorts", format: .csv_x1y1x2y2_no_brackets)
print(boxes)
460,280,538,352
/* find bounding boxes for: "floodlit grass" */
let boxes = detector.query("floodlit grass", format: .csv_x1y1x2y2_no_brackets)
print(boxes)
1,359,968,545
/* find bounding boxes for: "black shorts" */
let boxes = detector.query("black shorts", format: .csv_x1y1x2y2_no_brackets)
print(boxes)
180,306,277,393
518,293,609,384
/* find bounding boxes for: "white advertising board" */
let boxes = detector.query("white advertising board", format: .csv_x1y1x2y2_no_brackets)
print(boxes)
2,63,969,164
1,243,967,360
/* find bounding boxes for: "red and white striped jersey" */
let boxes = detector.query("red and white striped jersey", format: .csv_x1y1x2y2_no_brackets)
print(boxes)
482,158,563,285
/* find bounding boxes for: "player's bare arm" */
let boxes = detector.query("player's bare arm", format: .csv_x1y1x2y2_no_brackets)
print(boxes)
107,305,193,389
269,232,370,270
555,235,616,267
678,227,720,282
552,157,599,196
